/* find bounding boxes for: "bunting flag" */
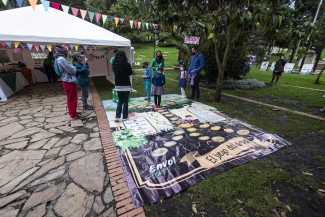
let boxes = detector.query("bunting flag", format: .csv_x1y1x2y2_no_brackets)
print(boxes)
61,5,70,13
130,20,134,29
71,7,79,16
88,45,93,51
64,44,69,50
27,44,33,50
2,0,8,5
34,44,40,52
88,11,94,22
83,45,88,50
0,42,7,48
69,44,74,50
134,21,138,28
146,23,149,29
120,18,124,23
141,22,145,29
102,15,107,23
114,17,119,26
40,45,45,51
74,44,78,50
28,0,37,10
50,1,61,10
13,41,20,48
109,16,113,22
95,13,101,23
137,21,141,28
5,42,11,47
46,45,52,50
40,0,50,11
125,19,129,24
149,23,152,29
80,9,87,20
20,43,26,48
16,0,23,7
93,45,97,50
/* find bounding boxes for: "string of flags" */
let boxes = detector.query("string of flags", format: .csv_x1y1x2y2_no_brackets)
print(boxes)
1,0,161,30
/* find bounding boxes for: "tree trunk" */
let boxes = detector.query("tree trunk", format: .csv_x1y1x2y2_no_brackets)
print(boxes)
313,47,323,72
214,26,234,101
314,64,325,84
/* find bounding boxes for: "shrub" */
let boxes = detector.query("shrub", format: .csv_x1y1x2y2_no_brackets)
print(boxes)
200,78,265,90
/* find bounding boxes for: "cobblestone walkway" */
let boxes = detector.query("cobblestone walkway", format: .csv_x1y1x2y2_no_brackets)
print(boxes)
0,83,116,217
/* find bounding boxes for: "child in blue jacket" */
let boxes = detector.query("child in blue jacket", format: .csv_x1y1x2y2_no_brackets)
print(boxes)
142,61,152,102
151,66,166,108
72,52,93,110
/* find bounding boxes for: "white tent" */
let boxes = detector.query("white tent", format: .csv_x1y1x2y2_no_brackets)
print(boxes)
0,4,131,77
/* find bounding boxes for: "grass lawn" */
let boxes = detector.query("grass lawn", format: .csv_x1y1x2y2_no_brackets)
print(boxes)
92,48,325,217
322,49,325,59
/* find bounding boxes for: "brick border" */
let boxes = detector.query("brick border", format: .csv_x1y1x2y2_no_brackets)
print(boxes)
89,78,146,217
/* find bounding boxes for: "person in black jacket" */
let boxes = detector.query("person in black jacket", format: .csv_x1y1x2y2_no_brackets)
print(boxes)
271,55,286,84
113,50,133,121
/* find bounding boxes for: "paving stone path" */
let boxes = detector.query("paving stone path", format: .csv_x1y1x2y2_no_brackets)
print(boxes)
0,83,116,217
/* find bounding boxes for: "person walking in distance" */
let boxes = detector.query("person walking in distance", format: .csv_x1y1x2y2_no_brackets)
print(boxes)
270,55,286,84
151,66,166,108
187,46,205,101
54,45,81,119
113,50,133,121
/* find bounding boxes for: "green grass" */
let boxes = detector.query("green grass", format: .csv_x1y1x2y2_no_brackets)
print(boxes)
322,49,325,59
132,42,179,68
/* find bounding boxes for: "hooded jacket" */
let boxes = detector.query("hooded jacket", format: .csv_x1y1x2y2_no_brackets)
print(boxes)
57,56,77,83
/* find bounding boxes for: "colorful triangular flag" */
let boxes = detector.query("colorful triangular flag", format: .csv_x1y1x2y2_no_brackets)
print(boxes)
61,5,69,13
13,41,20,48
28,0,37,10
40,0,50,11
134,21,138,28
20,43,26,48
93,45,97,50
109,16,113,21
88,11,94,22
16,0,23,7
80,9,87,20
69,44,74,50
40,45,45,51
130,20,134,29
125,19,129,24
142,22,145,29
138,21,141,28
2,0,8,5
120,18,124,23
74,45,78,50
46,45,52,50
83,45,88,50
149,23,152,29
146,23,149,29
64,44,69,50
89,45,93,51
102,15,107,23
0,42,7,48
50,1,60,10
5,42,11,47
34,44,40,52
71,7,79,16
114,17,119,26
27,44,33,50
95,13,101,23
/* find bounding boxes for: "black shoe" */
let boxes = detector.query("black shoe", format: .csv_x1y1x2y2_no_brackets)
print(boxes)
72,115,84,120
83,105,94,110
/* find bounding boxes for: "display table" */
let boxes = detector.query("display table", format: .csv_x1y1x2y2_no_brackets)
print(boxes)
0,72,29,101
31,68,62,83
21,69,32,84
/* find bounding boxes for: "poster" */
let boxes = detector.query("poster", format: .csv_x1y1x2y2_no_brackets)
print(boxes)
260,62,269,71
284,63,295,73
184,36,200,45
103,95,291,208
300,64,314,75
269,62,276,72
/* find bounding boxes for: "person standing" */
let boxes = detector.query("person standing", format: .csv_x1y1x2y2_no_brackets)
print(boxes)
54,45,81,119
151,50,164,75
271,55,286,84
151,66,166,108
72,52,93,110
188,46,205,101
142,61,152,102
43,51,56,82
110,49,117,78
178,64,187,98
113,50,133,121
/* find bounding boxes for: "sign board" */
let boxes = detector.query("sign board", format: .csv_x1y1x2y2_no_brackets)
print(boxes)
269,62,276,72
284,63,295,73
184,36,200,45
260,62,269,71
300,64,314,75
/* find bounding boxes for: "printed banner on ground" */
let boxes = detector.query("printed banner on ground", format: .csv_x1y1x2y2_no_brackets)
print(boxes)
260,62,269,71
284,63,295,73
102,95,291,208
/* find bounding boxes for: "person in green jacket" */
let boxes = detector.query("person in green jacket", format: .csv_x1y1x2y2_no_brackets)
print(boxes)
110,49,118,78
43,52,55,82
151,50,164,75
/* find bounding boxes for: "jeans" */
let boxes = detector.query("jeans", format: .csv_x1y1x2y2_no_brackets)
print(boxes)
116,91,130,119
62,82,78,118
191,75,200,99
144,81,151,101
79,85,89,107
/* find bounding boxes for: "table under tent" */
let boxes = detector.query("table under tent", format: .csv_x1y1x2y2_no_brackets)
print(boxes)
0,4,131,101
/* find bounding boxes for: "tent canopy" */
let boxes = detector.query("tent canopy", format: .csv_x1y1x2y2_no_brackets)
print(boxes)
0,4,131,47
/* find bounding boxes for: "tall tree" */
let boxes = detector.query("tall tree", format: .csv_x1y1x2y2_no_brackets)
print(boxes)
151,0,291,101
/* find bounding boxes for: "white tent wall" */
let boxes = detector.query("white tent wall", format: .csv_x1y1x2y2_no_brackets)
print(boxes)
85,50,110,77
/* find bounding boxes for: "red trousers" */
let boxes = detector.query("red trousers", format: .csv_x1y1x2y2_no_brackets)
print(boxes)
62,82,78,118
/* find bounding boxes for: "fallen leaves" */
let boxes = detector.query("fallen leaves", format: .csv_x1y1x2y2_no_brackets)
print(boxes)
192,202,197,213
318,189,325,197
285,205,292,212
302,171,313,176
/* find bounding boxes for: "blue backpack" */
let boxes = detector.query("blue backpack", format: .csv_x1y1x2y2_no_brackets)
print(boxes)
54,57,62,76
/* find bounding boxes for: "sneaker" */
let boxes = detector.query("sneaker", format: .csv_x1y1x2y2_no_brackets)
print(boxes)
114,118,119,122
157,105,161,108
144,98,148,101
319,109,325,113
83,105,94,110
72,115,83,120
154,104,158,108
123,118,128,121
